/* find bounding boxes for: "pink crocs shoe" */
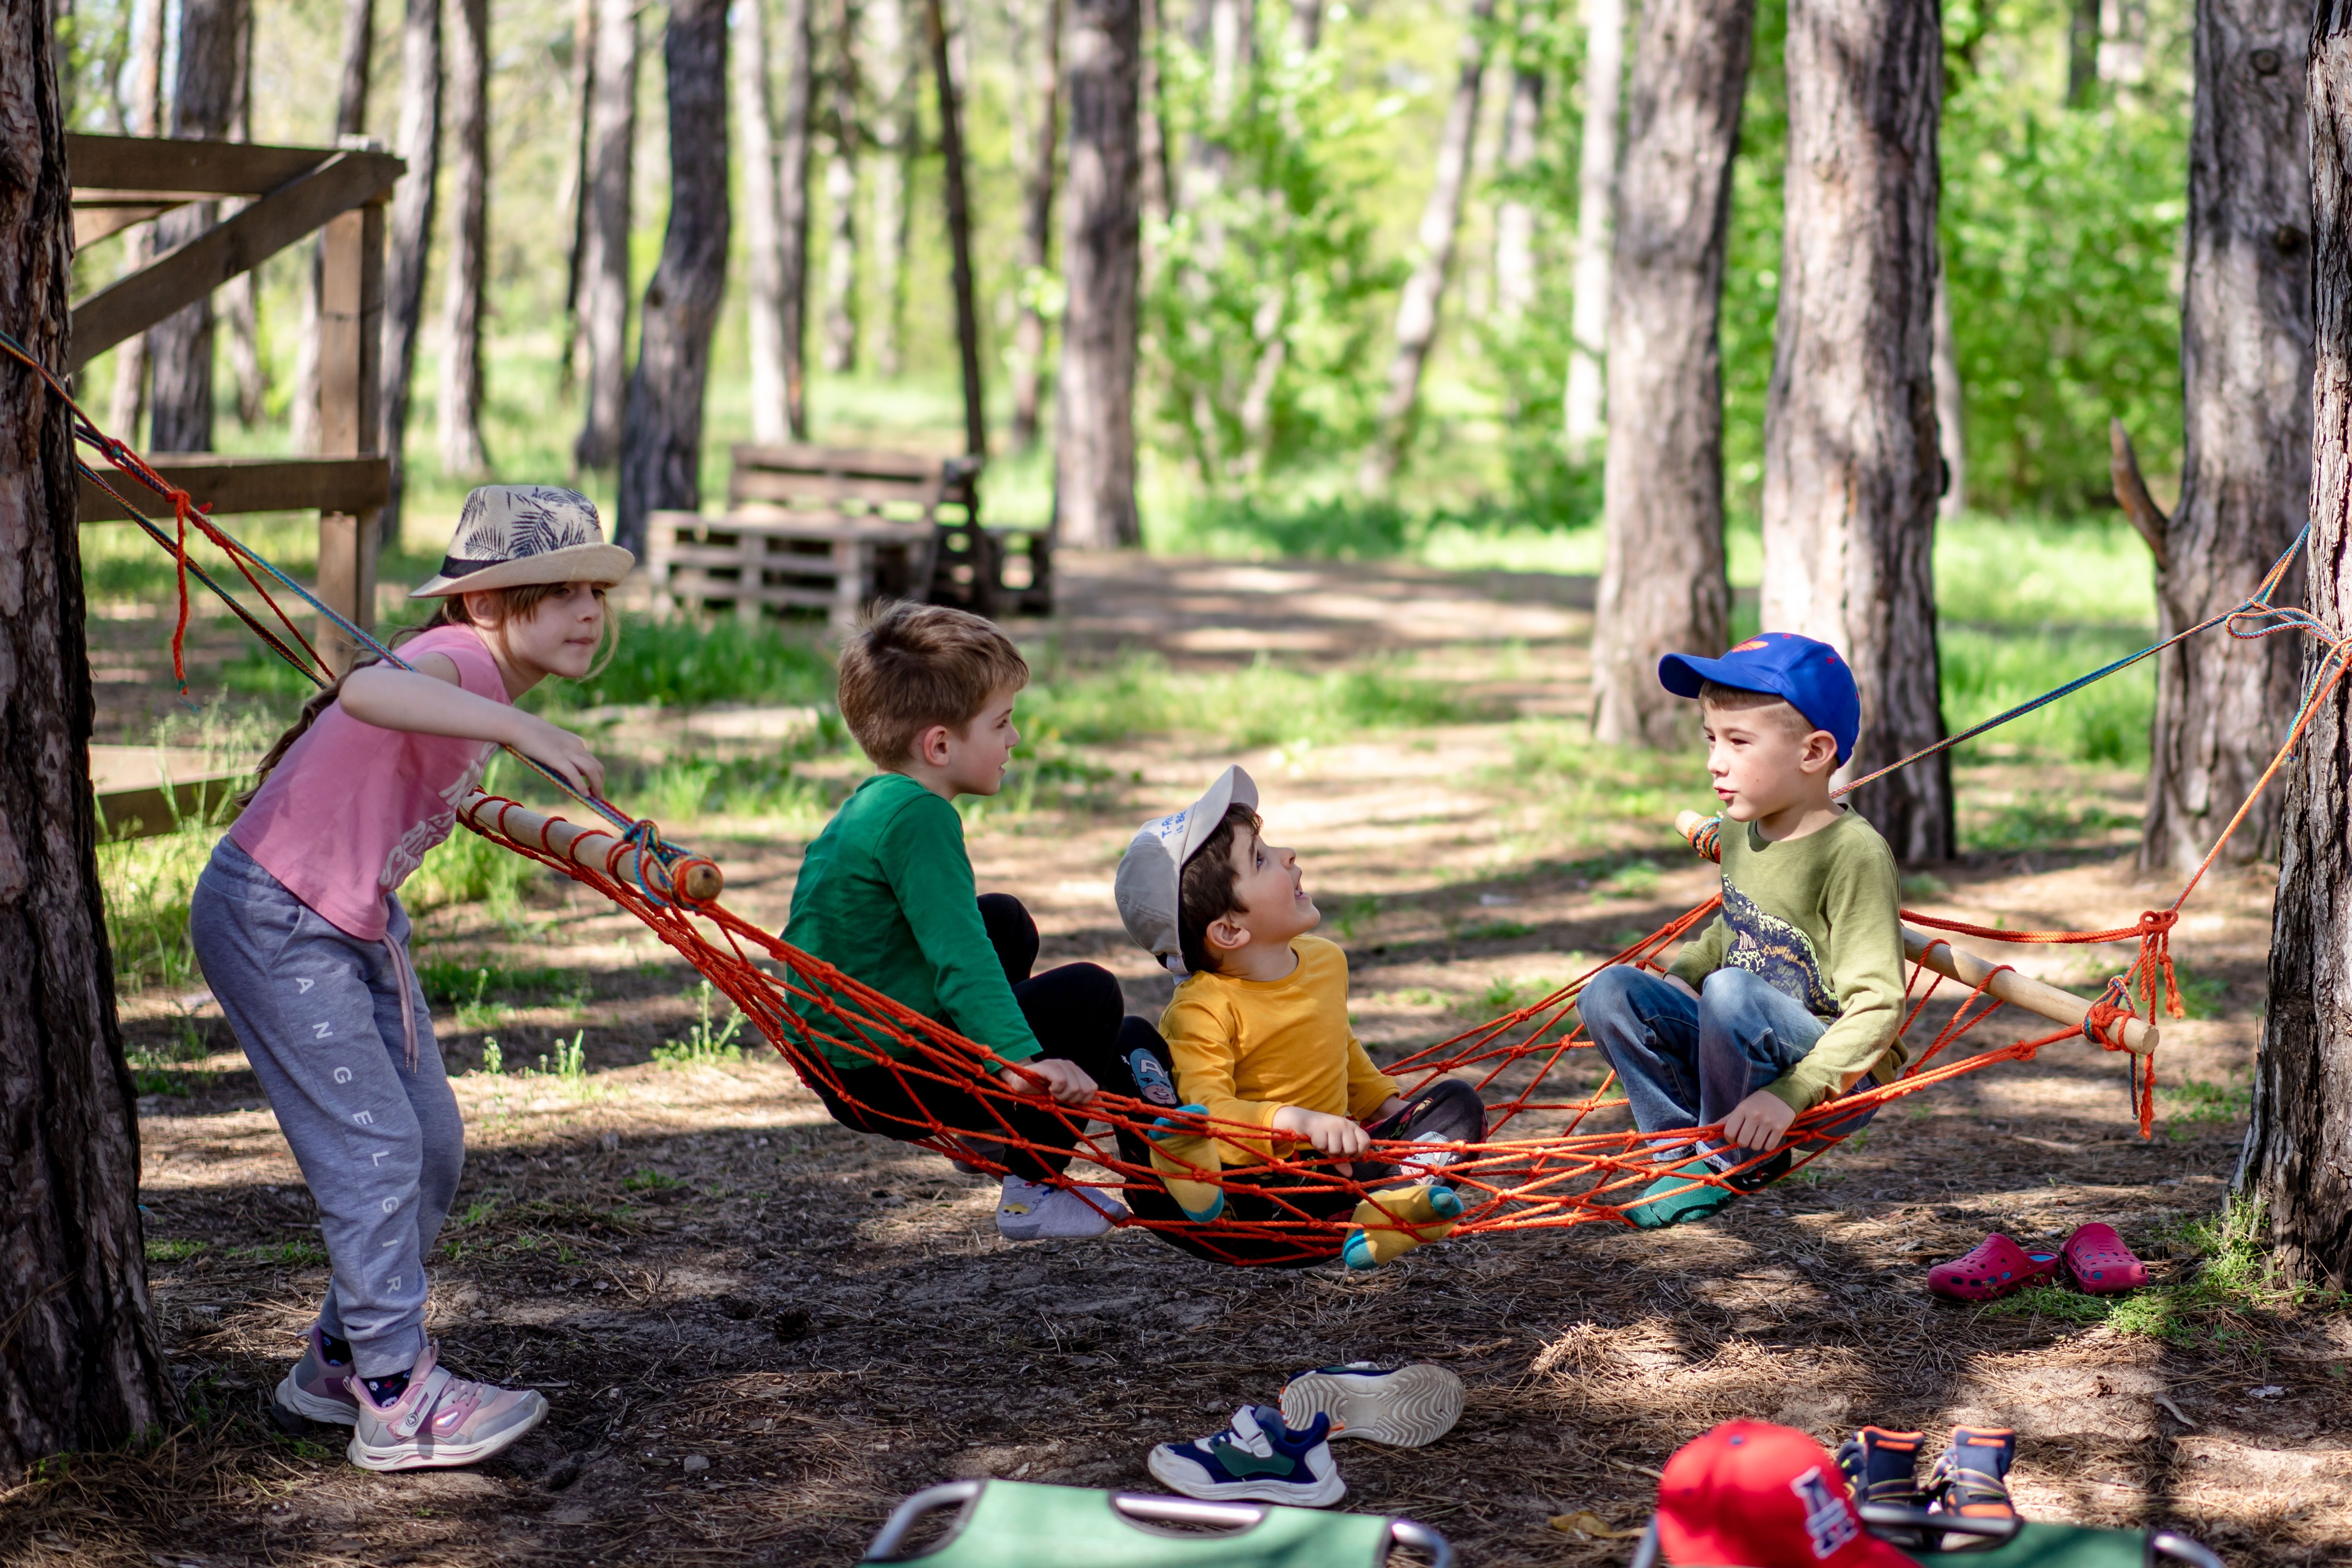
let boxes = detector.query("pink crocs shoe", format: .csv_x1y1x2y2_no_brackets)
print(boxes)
2060,1222,2149,1294
1927,1234,2060,1302
345,1345,548,1472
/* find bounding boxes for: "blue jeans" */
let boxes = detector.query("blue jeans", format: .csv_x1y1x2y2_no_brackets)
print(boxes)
1579,965,1877,1167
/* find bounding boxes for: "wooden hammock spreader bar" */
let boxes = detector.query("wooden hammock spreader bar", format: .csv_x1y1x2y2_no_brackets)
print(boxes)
457,791,725,906
1670,811,2157,1054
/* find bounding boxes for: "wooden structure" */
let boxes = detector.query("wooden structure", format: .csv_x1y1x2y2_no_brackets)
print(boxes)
648,444,1051,630
89,746,250,841
68,132,402,670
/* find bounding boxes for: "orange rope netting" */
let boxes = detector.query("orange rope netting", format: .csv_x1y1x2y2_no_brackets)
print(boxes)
19,326,2346,1270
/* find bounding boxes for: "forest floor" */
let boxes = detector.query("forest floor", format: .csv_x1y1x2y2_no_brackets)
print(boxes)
18,552,2351,1568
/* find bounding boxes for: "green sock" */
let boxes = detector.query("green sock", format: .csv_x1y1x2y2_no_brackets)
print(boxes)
1625,1160,1739,1230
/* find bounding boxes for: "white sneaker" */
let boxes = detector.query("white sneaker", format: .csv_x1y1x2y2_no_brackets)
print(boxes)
1279,1361,1464,1447
996,1176,1127,1240
1147,1404,1347,1507
345,1345,548,1472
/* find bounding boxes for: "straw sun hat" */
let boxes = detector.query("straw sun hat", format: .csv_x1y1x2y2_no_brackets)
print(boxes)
408,485,636,598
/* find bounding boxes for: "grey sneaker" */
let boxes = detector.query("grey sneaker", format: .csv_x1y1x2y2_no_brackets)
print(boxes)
1279,1361,1464,1447
996,1176,1127,1240
274,1324,361,1427
345,1345,548,1472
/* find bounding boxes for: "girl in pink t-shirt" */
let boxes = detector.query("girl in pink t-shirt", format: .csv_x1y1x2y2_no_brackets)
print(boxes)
189,485,630,1474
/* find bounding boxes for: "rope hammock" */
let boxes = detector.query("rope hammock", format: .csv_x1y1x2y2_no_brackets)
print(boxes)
16,330,2348,1268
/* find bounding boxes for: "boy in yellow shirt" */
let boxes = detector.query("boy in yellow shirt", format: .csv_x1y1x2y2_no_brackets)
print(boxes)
1113,767,1485,1267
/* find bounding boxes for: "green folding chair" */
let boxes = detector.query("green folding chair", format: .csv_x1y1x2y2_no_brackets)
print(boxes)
1624,1503,2225,1568
860,1479,1455,1568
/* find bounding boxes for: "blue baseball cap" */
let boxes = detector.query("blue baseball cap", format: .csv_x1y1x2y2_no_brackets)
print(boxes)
1659,632,1861,764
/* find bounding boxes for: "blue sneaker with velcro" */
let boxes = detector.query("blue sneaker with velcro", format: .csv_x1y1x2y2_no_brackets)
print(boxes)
1145,1403,1345,1506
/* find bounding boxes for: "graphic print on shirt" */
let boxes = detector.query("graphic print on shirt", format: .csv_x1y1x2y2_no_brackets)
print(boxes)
1719,878,1837,1015
378,750,494,891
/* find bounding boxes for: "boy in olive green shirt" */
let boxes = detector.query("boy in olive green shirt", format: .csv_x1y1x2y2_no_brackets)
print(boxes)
1580,632,1906,1228
783,603,1140,1242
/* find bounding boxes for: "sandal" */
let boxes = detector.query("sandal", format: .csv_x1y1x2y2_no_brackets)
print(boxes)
1927,1234,2060,1301
1926,1426,2018,1521
2060,1222,2149,1294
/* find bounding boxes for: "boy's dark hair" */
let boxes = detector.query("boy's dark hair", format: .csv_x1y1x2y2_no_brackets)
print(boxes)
1696,679,1816,741
1178,802,1263,975
837,602,1031,767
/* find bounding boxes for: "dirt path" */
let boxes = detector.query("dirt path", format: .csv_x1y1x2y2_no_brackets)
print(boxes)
40,556,2348,1568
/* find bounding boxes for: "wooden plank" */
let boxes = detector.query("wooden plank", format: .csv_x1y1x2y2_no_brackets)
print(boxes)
77,455,389,519
65,132,397,197
89,747,252,842
664,514,935,544
730,441,953,481
67,150,404,370
73,201,184,247
315,202,385,673
728,469,944,508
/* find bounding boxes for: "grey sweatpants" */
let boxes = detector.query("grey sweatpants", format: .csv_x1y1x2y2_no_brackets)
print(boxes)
189,837,463,1378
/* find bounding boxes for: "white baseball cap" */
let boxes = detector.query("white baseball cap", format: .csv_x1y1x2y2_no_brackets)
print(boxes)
1115,766,1260,976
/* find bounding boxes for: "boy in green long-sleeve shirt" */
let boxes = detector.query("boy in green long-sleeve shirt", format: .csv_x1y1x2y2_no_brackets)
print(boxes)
1579,632,1906,1229
784,603,1142,1242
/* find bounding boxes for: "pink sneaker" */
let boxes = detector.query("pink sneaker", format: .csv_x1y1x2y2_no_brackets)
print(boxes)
274,1325,361,1427
345,1345,548,1472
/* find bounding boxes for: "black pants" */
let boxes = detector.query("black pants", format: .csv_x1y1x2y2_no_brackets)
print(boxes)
1113,1021,1489,1267
813,895,1138,1182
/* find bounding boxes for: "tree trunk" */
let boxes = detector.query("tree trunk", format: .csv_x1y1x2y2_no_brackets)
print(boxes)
558,0,594,396
927,0,987,455
1933,257,1964,516
2126,0,2313,876
1588,0,1751,749
1011,0,1063,451
1490,55,1543,323
1561,0,1622,464
437,0,490,477
1139,0,1173,226
220,12,267,429
2238,0,2352,1289
2069,0,2102,103
378,0,441,540
0,9,177,1477
739,0,793,441
107,0,169,445
291,0,374,454
1289,0,1319,51
1055,0,1142,545
573,0,637,469
615,0,731,556
1758,0,1949,862
1182,0,1251,211
821,0,861,373
147,0,245,454
779,0,817,437
864,0,913,376
1358,0,1495,494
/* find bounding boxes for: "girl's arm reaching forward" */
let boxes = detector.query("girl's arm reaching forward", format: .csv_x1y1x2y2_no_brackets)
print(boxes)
341,656,606,796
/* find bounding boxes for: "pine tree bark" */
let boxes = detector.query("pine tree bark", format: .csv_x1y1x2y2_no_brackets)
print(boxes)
1139,0,1174,226
739,0,794,442
2238,0,2352,1289
0,9,177,1477
147,0,245,454
2127,0,2312,876
220,13,267,429
1561,0,1622,463
107,0,169,445
926,0,987,455
1490,55,1543,324
865,0,914,376
1055,0,1142,546
1589,0,1751,748
1933,258,1964,516
821,0,862,374
291,0,374,454
378,0,441,537
1359,0,1495,493
616,0,731,555
1759,0,1949,861
573,0,638,469
778,0,817,436
558,0,594,396
1011,0,1063,451
437,0,490,478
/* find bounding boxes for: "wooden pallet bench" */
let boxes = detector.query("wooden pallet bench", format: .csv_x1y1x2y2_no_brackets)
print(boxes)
648,443,1051,628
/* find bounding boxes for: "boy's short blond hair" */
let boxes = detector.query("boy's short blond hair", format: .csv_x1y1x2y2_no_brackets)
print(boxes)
1697,679,1821,743
837,601,1029,766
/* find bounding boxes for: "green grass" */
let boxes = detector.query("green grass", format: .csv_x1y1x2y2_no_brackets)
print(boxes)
1020,652,1497,750
652,981,746,1067
552,617,838,711
144,1238,205,1263
2162,1076,2251,1126
1960,797,2139,855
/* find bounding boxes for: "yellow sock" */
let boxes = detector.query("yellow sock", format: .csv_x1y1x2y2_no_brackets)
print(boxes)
1343,1183,1465,1269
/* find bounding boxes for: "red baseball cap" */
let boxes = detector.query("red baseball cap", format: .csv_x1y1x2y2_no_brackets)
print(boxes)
1658,1421,1922,1568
